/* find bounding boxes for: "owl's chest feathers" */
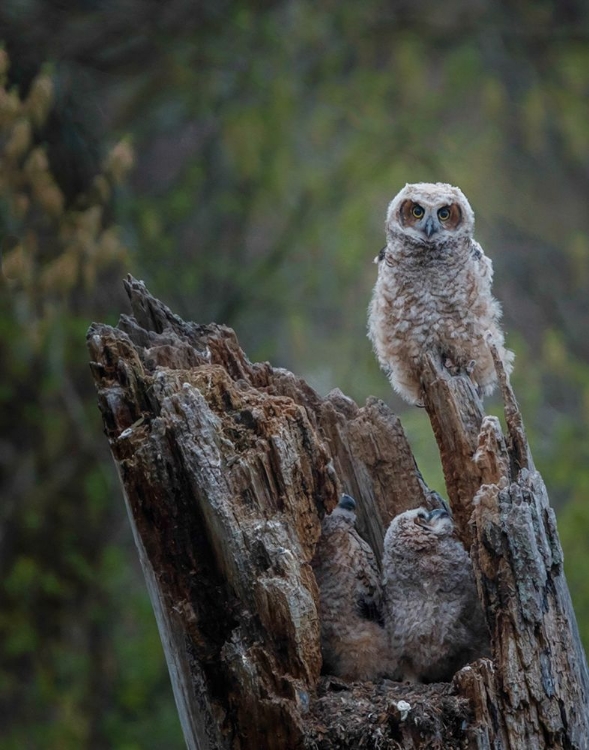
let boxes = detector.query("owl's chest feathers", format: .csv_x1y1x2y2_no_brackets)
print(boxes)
387,543,468,598
385,242,471,300
389,582,456,648
387,555,468,641
375,249,483,343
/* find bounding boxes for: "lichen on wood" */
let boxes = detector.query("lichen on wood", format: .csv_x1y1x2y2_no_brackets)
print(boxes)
88,276,589,749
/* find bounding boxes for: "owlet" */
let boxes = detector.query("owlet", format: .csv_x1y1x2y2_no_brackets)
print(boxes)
312,495,391,681
368,182,514,404
382,506,491,683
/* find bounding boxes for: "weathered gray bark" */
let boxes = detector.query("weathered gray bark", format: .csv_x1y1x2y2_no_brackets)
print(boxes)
421,351,589,747
87,276,589,749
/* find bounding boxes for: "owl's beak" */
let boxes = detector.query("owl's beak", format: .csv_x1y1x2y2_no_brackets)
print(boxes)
424,216,438,238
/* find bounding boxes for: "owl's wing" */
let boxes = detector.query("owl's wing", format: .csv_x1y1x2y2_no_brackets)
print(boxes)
313,506,383,624
470,240,494,284
350,529,382,620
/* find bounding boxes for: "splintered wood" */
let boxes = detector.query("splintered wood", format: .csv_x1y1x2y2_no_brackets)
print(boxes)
88,277,589,749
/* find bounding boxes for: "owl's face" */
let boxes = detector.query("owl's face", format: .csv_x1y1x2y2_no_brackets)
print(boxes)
401,507,453,536
385,507,454,553
413,507,454,536
385,182,475,246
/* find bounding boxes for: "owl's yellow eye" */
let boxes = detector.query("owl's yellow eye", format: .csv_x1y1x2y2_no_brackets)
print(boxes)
411,205,425,219
438,207,451,222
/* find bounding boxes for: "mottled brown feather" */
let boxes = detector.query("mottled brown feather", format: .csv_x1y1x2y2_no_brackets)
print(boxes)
312,499,393,681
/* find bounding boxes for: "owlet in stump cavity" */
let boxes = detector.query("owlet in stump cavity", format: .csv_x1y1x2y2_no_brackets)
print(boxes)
382,507,491,683
368,182,514,405
312,495,390,681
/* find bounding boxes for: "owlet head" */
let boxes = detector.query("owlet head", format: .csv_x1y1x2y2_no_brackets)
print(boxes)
416,507,454,535
386,182,475,246
385,506,455,552
328,493,357,525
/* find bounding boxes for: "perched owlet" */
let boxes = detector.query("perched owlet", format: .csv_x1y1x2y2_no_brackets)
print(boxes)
312,495,390,681
368,182,514,405
382,507,490,683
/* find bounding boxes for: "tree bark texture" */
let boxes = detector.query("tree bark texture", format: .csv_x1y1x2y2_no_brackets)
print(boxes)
87,277,589,749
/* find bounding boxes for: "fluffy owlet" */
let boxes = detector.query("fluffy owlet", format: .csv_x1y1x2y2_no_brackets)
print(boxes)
382,507,490,683
368,182,514,405
312,495,391,681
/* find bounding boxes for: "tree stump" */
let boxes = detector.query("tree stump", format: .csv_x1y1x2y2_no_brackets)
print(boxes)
87,276,589,749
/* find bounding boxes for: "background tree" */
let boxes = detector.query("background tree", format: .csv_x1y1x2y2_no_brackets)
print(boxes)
0,52,182,748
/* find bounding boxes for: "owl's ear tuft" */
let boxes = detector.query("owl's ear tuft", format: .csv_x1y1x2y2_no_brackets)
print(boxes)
339,494,356,511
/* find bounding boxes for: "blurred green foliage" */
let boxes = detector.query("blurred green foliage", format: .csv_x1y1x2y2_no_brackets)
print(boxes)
0,51,182,748
1,0,589,745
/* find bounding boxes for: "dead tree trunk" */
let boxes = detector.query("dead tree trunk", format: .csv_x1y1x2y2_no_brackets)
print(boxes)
87,277,589,749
